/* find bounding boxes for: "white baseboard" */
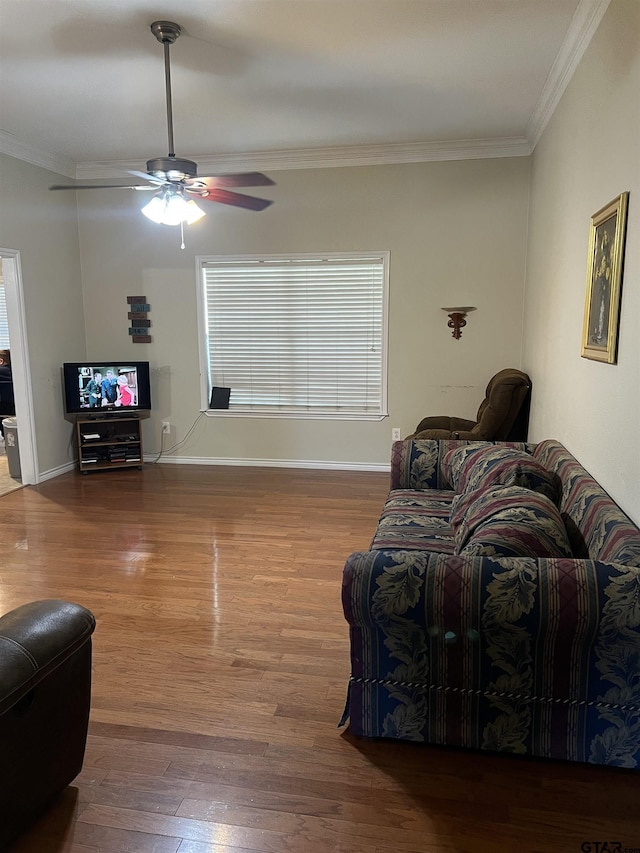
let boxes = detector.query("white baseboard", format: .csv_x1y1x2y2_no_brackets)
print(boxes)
35,457,389,482
37,460,76,483
146,454,390,473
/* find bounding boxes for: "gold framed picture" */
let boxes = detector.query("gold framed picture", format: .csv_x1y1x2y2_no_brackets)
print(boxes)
581,191,629,363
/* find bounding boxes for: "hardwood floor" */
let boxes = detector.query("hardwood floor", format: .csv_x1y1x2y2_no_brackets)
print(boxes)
2,464,639,852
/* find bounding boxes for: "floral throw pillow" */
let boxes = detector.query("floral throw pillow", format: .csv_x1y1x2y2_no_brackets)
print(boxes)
441,444,562,505
450,484,573,559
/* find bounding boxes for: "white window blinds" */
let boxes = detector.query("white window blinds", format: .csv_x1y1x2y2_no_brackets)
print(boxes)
0,264,9,348
198,253,388,417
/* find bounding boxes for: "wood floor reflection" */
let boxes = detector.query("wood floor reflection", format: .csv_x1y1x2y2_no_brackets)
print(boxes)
2,463,639,852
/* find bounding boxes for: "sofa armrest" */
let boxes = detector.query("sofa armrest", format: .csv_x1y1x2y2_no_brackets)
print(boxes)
342,550,640,764
412,416,477,435
413,427,481,440
0,600,96,715
0,600,96,848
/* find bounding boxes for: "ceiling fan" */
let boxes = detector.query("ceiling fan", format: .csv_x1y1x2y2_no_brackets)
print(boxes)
50,21,274,230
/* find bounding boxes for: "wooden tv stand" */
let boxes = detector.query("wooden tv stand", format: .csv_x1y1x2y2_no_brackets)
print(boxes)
75,414,143,474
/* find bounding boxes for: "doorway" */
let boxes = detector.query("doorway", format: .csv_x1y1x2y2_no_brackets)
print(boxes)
0,250,38,486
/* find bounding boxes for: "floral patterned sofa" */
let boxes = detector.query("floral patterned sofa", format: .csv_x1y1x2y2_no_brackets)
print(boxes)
341,438,640,768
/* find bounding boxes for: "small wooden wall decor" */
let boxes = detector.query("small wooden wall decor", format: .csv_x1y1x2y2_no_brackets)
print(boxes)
127,296,152,343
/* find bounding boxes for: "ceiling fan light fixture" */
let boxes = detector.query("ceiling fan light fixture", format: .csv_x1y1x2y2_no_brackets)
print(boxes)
140,196,166,224
141,193,206,226
179,198,206,225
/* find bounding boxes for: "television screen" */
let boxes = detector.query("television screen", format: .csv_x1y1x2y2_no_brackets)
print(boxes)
63,362,151,415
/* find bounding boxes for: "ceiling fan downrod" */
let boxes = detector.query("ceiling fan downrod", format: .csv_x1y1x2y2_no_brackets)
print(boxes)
150,21,182,161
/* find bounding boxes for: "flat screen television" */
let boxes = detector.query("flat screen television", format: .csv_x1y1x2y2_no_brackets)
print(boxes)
63,362,151,415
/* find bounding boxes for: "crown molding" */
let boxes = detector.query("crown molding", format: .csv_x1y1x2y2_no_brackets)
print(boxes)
74,137,532,180
0,130,76,178
2,0,610,178
526,0,611,148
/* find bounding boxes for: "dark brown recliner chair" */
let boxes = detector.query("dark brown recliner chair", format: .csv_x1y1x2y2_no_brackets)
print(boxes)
0,599,96,848
407,368,532,441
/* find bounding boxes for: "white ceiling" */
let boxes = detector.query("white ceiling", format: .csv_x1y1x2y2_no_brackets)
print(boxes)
0,0,609,179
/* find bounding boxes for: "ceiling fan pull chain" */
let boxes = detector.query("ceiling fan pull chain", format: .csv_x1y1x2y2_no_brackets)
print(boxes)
180,220,186,250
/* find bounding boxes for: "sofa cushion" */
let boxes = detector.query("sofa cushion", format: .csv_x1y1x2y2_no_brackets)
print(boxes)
371,489,455,552
451,484,573,558
442,444,562,504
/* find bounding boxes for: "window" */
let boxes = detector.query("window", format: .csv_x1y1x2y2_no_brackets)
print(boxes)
197,253,388,419
0,260,9,347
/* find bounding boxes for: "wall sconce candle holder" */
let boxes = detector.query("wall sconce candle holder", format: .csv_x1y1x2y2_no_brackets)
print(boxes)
441,306,476,339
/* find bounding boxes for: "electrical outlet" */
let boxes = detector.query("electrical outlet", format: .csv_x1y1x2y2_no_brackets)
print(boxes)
162,421,171,435
392,427,401,441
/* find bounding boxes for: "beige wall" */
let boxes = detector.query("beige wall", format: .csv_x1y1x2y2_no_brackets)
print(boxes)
523,0,639,521
76,157,530,467
0,153,86,476
0,1,636,518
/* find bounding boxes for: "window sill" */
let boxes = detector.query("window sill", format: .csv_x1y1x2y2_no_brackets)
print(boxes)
203,409,387,422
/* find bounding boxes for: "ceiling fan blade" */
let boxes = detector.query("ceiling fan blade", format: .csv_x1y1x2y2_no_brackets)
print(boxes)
198,187,273,211
194,172,275,188
127,170,167,185
50,183,155,191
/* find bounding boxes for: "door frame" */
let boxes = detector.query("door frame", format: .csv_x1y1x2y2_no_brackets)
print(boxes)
0,249,38,484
